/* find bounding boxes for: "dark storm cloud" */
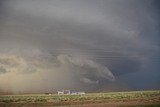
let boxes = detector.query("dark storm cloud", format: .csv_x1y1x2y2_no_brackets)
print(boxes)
0,0,160,93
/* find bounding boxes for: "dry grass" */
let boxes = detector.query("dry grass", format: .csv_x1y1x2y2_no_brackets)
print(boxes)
0,90,160,107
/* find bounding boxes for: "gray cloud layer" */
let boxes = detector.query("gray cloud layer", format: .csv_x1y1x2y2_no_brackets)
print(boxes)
0,0,160,93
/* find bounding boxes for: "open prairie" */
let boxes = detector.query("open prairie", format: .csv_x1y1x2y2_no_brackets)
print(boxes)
1,0,160,106
0,90,160,107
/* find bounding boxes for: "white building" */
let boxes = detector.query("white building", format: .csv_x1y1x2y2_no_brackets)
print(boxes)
58,90,71,95
57,90,85,95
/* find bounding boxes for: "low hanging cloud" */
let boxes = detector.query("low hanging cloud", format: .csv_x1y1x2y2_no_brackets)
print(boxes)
0,54,115,93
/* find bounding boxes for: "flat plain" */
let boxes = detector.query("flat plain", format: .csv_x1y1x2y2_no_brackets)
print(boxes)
0,90,160,107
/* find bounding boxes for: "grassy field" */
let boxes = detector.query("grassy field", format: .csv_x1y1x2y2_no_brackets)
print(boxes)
0,90,160,107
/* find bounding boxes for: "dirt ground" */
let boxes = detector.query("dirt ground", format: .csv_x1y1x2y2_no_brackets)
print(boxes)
0,98,160,107
75,101,160,107
0,102,160,107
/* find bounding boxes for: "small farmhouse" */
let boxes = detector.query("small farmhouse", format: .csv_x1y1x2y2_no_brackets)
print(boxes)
58,90,71,95
57,90,85,95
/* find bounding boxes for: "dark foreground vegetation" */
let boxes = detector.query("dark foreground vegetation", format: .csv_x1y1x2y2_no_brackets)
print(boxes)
0,90,160,107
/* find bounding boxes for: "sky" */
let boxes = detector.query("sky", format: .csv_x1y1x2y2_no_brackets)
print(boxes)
0,0,160,93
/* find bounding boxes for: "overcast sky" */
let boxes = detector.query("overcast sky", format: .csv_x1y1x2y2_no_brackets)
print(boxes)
0,0,160,93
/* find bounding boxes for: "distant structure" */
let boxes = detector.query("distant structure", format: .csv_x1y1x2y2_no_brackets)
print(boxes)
58,90,71,95
71,92,85,95
57,90,85,95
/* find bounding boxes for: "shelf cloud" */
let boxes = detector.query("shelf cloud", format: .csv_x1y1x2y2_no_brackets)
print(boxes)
0,53,115,93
